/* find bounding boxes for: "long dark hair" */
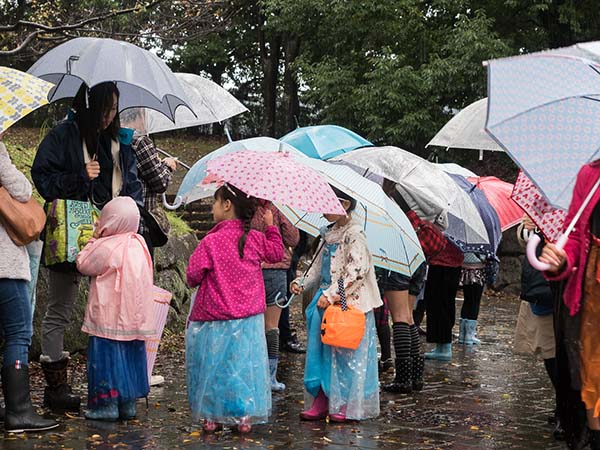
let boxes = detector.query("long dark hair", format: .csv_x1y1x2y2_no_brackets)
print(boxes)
214,184,257,258
331,185,357,212
72,82,120,157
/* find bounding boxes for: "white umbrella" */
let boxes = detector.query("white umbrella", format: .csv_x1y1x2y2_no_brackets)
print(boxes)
141,73,248,134
28,37,192,121
427,98,503,157
435,163,478,178
334,146,491,254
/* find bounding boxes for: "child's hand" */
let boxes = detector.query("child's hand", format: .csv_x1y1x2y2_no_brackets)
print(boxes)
317,295,330,309
264,209,274,227
93,227,102,239
290,282,303,295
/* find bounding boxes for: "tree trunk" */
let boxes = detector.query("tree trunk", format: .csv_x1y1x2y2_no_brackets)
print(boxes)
283,34,301,133
259,28,281,136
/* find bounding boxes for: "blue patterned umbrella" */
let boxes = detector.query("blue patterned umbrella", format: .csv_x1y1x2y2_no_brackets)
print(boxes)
280,125,372,160
485,41,600,210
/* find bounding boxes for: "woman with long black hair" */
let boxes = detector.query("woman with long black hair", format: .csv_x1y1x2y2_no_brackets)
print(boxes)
32,82,142,412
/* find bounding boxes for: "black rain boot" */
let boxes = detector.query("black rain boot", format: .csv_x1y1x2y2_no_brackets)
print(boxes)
590,429,600,450
383,357,413,394
2,365,59,433
411,354,425,391
40,356,81,412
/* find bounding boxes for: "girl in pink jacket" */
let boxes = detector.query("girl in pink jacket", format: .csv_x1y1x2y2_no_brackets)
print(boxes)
77,197,154,421
186,183,283,434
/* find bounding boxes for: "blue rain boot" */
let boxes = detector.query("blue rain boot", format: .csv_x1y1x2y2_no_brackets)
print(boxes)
85,403,119,421
119,400,137,420
463,319,481,345
424,343,452,361
269,358,285,392
457,318,466,344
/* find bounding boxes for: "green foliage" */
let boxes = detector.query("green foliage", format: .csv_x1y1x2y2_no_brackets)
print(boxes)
165,211,193,237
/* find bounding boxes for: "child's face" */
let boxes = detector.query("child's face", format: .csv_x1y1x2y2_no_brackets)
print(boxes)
323,199,351,223
212,197,232,222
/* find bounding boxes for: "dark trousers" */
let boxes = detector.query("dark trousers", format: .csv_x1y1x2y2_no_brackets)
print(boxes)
553,280,588,448
425,265,461,344
461,283,484,320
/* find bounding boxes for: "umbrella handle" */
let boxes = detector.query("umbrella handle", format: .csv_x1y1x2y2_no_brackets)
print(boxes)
162,193,182,210
526,233,568,272
274,292,295,309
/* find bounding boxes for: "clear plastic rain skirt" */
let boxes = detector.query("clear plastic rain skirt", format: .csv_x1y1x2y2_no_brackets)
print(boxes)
186,314,271,425
304,290,380,420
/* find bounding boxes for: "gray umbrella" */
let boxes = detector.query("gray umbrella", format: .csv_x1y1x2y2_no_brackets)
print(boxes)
28,37,192,121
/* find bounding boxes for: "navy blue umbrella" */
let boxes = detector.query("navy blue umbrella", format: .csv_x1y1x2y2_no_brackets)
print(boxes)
448,173,502,257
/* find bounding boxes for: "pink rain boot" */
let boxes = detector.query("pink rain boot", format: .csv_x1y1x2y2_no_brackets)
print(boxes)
329,405,348,423
237,416,251,433
299,389,328,421
203,419,221,432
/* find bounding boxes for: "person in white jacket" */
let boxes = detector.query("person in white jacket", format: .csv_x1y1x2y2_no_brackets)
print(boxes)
291,187,381,423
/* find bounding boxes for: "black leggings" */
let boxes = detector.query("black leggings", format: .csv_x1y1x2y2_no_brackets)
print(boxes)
461,283,484,320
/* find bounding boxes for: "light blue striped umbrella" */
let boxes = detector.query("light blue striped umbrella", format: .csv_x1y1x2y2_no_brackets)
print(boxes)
280,125,372,160
485,41,600,210
176,137,305,204
276,158,425,277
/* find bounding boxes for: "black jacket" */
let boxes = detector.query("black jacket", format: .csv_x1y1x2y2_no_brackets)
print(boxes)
31,120,143,206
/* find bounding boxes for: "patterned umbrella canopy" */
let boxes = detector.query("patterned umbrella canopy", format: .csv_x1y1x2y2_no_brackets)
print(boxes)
205,150,346,214
510,171,567,243
0,67,54,134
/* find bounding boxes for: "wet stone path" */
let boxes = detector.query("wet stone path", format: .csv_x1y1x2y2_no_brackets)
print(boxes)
3,293,565,449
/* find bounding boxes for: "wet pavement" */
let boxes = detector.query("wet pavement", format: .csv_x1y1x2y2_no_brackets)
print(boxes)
4,292,565,449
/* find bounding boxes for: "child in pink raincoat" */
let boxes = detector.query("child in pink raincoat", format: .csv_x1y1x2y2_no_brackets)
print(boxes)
186,183,284,434
77,196,155,421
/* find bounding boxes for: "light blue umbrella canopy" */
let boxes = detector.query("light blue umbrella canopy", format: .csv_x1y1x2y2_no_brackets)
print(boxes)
177,137,305,204
276,158,425,277
28,37,193,121
447,174,502,256
280,125,372,160
485,41,600,210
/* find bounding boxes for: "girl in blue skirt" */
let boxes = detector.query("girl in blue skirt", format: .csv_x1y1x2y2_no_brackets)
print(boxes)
186,184,284,433
77,197,155,421
290,188,381,422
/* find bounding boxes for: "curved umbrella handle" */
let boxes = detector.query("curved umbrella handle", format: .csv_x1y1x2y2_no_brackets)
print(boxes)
526,233,568,272
162,193,182,210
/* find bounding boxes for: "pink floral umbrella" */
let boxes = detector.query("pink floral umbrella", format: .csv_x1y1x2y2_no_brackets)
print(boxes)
205,150,346,214
510,171,567,242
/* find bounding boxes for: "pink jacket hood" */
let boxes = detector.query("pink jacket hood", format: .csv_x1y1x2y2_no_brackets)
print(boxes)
77,197,155,340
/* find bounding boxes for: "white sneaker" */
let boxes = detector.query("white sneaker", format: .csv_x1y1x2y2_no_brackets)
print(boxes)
150,375,165,386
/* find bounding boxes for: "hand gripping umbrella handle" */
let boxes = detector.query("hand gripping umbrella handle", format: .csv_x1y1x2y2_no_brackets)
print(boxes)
526,233,568,272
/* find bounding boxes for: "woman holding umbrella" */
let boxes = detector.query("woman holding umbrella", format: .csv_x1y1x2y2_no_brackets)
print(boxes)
540,162,600,449
31,82,143,412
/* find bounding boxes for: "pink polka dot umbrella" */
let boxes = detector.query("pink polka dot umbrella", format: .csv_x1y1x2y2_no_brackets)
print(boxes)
205,150,346,214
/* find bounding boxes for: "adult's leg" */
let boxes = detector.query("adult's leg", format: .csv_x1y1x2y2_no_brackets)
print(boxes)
424,266,460,360
0,279,57,432
40,270,81,411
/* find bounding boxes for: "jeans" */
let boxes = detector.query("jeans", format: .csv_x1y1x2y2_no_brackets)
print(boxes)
0,278,32,366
